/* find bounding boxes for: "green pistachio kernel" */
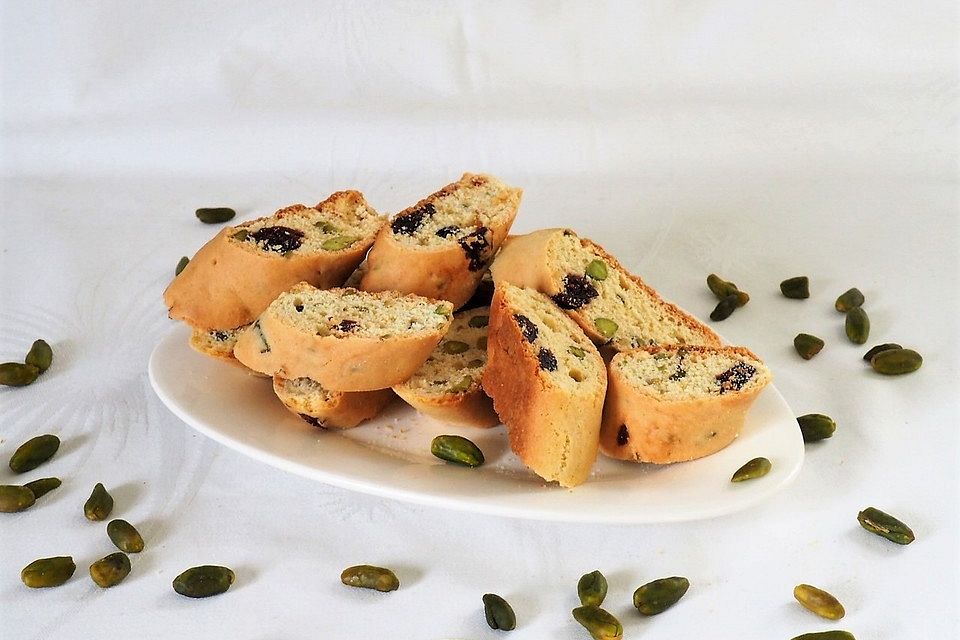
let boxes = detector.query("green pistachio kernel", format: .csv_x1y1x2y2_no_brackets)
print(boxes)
594,318,618,340
585,260,608,281
431,435,484,467
321,236,359,251
731,457,772,482
442,340,470,355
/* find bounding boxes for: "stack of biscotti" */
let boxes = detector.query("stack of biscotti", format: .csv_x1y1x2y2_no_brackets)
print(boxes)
169,174,520,433
486,228,771,481
169,174,773,488
359,173,522,308
165,191,386,364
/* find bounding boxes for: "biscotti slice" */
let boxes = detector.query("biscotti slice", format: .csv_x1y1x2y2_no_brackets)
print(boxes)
233,283,454,392
481,283,606,488
359,173,522,308
393,307,498,428
600,345,772,464
189,325,249,367
273,376,395,430
165,190,385,331
490,228,720,351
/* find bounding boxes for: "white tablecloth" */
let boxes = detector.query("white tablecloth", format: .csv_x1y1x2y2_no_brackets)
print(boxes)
2,2,957,638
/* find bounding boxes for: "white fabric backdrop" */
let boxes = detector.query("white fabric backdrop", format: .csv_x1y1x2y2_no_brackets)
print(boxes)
1,2,957,638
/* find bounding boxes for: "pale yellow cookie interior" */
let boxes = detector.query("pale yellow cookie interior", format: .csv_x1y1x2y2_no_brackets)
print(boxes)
504,284,604,394
396,307,490,397
390,174,518,248
549,231,713,349
614,347,771,399
230,193,383,255
272,286,453,339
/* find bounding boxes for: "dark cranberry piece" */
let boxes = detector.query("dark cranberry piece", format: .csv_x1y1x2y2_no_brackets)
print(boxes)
435,225,460,238
458,226,491,271
537,347,558,372
250,226,305,253
551,274,598,310
513,314,539,343
617,425,630,446
335,319,360,332
211,331,230,342
668,349,687,381
715,361,757,393
294,304,304,312
390,203,435,235
299,414,325,428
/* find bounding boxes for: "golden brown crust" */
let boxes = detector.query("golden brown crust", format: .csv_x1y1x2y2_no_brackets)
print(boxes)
490,228,721,349
599,345,771,463
272,376,395,430
232,287,453,392
481,286,606,487
359,174,522,308
360,231,489,308
488,229,558,292
392,385,499,428
164,191,384,331
580,238,721,347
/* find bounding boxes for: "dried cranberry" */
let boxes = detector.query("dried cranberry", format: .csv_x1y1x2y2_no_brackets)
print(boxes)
551,274,599,310
537,347,558,371
435,225,460,238
299,414,325,428
617,425,630,446
668,349,687,381
458,227,491,271
715,361,756,393
391,203,435,235
250,226,305,253
335,319,360,332
514,314,539,343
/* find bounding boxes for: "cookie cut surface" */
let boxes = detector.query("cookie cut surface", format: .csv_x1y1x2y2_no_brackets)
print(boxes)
232,283,453,392
165,190,385,331
490,228,720,351
360,173,521,308
600,345,772,464
273,376,395,430
393,307,498,428
482,283,606,487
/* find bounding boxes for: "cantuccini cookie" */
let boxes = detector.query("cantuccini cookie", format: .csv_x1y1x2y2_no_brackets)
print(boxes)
273,376,395,430
165,190,385,331
490,228,720,351
600,345,772,463
360,173,521,308
482,283,606,487
233,283,453,392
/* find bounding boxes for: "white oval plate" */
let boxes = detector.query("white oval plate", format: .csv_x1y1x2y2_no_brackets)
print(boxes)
149,326,803,523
